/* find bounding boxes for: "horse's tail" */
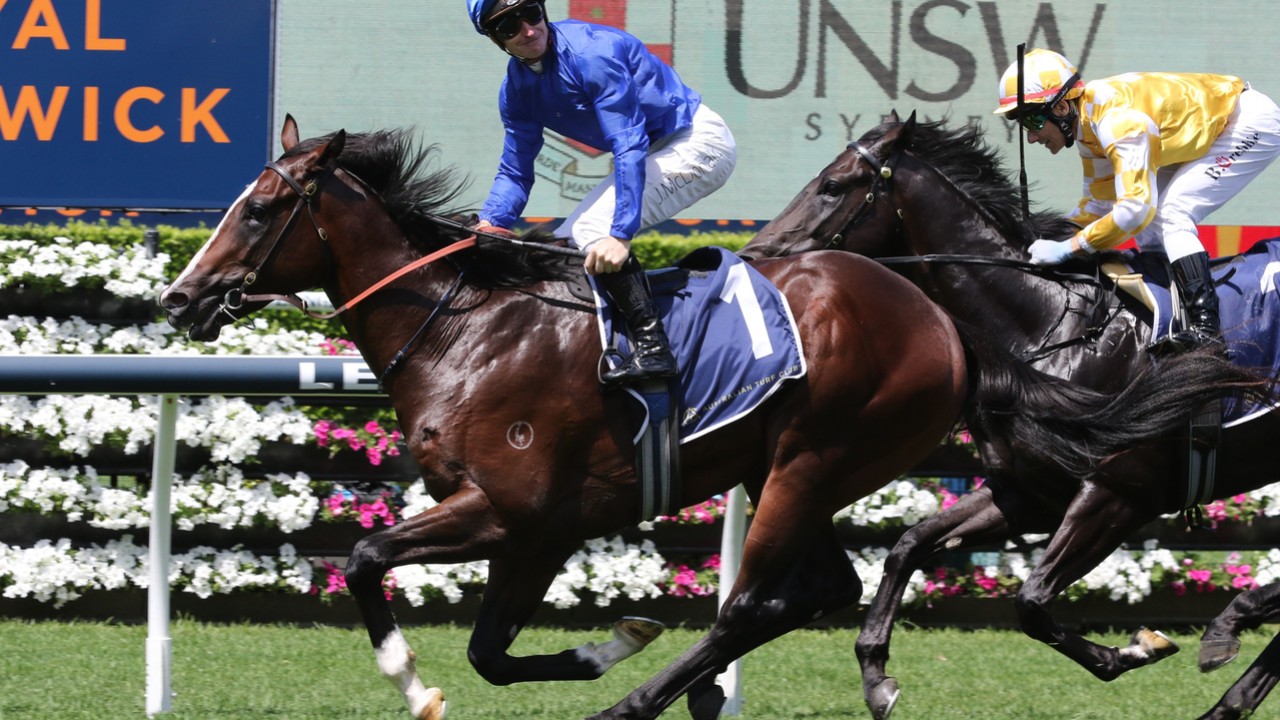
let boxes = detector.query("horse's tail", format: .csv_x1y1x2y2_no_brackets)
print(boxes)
956,321,1275,478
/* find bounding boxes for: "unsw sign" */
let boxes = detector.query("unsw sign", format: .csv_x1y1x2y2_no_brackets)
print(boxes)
0,0,274,210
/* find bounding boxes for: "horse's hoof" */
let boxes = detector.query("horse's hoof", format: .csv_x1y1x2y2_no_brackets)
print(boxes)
866,677,901,720
414,687,446,720
616,616,665,647
1129,627,1180,665
1199,637,1241,673
687,681,726,720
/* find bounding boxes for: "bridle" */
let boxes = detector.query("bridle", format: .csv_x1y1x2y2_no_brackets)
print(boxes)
838,138,1117,362
215,159,478,384
823,140,905,250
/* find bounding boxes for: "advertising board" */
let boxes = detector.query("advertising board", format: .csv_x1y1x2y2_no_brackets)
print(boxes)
0,0,274,209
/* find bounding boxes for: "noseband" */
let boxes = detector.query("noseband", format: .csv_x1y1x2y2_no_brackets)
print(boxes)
826,141,906,249
219,161,335,319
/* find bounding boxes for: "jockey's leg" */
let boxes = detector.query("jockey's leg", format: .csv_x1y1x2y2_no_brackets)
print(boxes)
595,257,677,384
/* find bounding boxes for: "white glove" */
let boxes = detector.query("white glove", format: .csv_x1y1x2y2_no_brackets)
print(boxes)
1027,238,1078,266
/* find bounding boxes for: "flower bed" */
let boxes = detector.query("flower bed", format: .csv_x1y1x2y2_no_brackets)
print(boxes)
2,226,1279,625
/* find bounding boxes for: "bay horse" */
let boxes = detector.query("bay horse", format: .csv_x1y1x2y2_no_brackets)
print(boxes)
742,111,1280,720
159,116,1258,720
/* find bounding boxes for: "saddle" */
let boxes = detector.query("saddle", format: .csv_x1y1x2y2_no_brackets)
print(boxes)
592,247,808,521
1097,240,1280,519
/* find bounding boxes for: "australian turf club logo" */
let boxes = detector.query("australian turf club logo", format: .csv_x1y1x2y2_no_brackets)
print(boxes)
534,0,676,200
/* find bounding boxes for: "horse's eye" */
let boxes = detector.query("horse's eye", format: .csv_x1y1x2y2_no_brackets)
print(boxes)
244,203,268,224
819,178,843,196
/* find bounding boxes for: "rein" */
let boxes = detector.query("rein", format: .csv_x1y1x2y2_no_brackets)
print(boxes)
222,162,480,320
840,141,1116,361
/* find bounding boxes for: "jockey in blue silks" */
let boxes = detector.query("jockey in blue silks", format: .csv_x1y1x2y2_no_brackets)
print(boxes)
466,0,737,385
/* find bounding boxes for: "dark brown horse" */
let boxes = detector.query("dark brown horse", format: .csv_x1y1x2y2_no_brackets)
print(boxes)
160,116,1255,720
743,111,1280,720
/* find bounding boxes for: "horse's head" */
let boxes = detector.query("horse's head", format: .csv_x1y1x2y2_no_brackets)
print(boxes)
160,115,347,340
741,111,916,261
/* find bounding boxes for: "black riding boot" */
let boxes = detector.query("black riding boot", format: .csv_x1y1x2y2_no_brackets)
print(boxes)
1170,251,1222,348
597,258,678,385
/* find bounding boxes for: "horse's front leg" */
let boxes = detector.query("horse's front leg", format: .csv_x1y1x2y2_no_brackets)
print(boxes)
466,555,665,685
345,487,511,720
1201,580,1280,672
856,484,1020,720
1014,481,1174,682
1197,631,1280,720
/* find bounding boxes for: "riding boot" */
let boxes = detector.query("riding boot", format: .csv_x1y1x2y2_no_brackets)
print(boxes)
596,258,678,386
1170,251,1223,348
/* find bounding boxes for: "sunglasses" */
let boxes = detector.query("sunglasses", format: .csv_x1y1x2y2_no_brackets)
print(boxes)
1016,109,1049,133
488,2,544,40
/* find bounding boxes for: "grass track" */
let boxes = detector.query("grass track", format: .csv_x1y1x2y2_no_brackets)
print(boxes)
0,619,1274,719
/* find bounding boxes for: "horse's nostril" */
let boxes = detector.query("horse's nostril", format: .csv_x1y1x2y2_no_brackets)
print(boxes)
159,289,189,310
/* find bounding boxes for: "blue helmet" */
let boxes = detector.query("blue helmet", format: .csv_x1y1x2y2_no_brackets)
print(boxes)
466,0,496,34
467,0,543,35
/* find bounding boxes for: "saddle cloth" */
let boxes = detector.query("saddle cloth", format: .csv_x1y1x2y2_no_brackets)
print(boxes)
592,246,807,443
1104,238,1280,427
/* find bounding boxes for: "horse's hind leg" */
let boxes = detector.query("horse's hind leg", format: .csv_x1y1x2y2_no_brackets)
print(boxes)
588,513,862,720
1014,480,1173,682
1201,581,1280,672
467,556,665,685
857,484,1023,720
1198,633,1280,720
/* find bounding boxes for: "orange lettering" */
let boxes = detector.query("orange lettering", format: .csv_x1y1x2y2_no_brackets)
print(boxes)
115,87,164,142
0,85,68,140
181,88,230,143
13,0,68,50
83,86,99,141
85,0,125,51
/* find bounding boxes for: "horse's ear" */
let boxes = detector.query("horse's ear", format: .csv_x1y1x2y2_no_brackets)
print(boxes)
318,129,346,167
900,110,918,143
889,109,901,123
282,114,300,152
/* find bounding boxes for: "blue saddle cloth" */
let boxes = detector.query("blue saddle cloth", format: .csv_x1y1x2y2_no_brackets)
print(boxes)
1117,238,1280,426
593,247,807,442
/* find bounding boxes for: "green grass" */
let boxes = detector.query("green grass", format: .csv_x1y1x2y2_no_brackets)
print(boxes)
0,619,1273,719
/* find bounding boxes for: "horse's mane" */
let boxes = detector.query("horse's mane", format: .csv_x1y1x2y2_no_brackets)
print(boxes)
290,129,577,288
861,117,1079,246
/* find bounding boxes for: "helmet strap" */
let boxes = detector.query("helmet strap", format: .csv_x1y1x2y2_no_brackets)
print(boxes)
1045,72,1081,148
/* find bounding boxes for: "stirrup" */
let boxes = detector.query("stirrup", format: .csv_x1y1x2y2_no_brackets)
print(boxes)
600,353,677,386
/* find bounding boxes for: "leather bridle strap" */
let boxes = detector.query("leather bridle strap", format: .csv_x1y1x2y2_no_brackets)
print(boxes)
825,141,904,249
228,161,478,319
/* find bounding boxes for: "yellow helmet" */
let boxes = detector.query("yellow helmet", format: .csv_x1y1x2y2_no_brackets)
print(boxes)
993,48,1084,116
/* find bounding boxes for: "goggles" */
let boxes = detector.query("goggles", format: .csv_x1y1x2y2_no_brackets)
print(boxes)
488,2,544,40
1017,109,1049,133
1014,71,1080,134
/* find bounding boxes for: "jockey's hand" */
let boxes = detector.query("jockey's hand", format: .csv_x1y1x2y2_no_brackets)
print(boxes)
584,236,631,275
1028,238,1078,266
473,219,518,240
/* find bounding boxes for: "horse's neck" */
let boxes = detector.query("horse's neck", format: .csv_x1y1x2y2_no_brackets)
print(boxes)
323,213,464,375
898,176,1096,354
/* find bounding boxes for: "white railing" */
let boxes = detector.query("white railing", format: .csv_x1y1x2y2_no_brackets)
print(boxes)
0,354,748,717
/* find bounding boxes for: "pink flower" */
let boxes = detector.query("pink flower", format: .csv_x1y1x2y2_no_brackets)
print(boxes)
1186,569,1213,583
940,488,959,510
313,420,333,448
325,494,347,517
321,562,347,594
973,571,999,593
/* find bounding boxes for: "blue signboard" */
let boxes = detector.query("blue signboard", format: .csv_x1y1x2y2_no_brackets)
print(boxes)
0,0,274,210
